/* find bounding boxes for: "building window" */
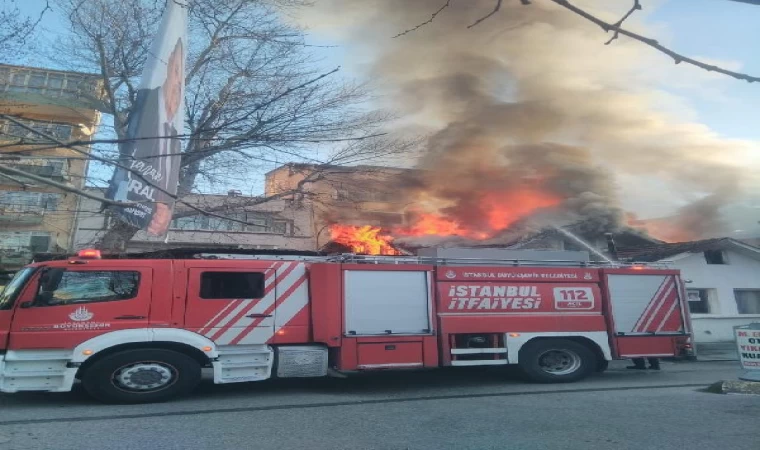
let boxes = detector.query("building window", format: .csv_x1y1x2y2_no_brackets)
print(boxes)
734,289,760,315
170,213,289,234
704,250,727,265
0,232,52,252
0,68,96,99
334,187,396,203
4,158,67,180
686,289,715,314
0,191,60,213
0,117,73,142
199,272,265,299
272,220,287,234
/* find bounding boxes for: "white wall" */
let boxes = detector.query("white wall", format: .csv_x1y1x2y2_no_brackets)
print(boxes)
672,250,760,343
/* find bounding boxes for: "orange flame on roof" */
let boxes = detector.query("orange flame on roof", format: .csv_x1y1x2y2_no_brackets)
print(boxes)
395,188,560,241
482,189,560,231
329,189,561,255
329,224,401,255
394,213,486,239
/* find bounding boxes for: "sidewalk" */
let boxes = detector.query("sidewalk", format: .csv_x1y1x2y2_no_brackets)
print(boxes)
695,342,739,361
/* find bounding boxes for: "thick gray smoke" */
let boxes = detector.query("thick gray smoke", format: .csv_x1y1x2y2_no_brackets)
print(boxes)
302,0,758,242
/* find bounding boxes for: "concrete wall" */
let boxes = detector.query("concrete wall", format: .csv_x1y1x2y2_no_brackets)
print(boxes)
673,250,760,344
73,193,318,252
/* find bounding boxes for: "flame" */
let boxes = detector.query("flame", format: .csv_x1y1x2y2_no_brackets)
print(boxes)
329,224,401,255
328,189,562,253
395,189,561,240
394,213,486,239
482,190,560,231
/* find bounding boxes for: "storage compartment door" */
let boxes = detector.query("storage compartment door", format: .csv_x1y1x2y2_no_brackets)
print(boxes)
606,274,686,335
357,342,424,369
606,273,687,358
344,270,431,335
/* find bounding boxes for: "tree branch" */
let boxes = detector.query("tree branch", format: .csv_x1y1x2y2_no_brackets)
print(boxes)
400,0,760,83
546,0,760,83
0,0,50,50
212,66,342,134
468,0,503,29
94,34,125,135
604,0,642,45
393,1,451,38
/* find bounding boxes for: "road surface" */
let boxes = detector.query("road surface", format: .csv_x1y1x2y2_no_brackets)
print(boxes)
0,361,757,450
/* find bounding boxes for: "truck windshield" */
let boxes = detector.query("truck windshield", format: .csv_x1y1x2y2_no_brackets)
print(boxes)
0,267,35,311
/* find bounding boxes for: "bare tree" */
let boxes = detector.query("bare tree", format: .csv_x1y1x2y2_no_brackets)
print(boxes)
0,0,50,56
44,0,408,250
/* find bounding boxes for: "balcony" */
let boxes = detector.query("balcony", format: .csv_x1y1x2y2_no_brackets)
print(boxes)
0,118,74,146
0,65,105,122
0,191,60,224
0,210,45,225
0,153,70,184
0,232,52,270
6,163,67,182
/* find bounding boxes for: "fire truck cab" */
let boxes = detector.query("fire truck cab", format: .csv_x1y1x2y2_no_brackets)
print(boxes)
0,249,692,403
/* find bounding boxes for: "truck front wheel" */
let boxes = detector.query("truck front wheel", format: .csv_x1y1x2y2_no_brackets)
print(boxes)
81,348,202,404
518,339,596,383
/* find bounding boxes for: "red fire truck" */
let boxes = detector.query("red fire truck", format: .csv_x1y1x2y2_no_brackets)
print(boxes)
0,249,692,403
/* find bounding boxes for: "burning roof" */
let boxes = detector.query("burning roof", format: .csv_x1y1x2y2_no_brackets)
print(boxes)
299,0,756,248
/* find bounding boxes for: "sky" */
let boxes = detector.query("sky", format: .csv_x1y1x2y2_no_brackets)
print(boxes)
646,0,760,141
12,0,760,229
301,0,760,141
19,0,760,141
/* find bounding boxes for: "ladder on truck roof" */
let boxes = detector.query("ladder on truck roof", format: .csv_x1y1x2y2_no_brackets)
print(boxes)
195,253,673,269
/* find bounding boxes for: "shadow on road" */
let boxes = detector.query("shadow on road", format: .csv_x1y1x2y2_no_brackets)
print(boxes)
196,365,527,398
1,360,722,407
1,366,529,406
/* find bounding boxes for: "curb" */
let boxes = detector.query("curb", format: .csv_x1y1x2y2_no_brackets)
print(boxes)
706,380,760,395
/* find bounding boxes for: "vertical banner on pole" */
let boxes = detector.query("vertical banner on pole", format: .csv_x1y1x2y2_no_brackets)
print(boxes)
106,0,188,236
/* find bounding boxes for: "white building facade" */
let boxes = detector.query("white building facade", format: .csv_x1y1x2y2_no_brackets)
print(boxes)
621,239,760,360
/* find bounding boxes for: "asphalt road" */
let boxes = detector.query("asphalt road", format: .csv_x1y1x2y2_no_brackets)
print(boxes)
0,361,757,450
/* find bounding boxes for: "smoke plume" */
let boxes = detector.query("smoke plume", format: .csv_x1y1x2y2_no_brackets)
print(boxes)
301,0,758,242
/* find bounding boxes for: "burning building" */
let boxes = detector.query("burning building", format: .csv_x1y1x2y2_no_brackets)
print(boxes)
264,161,625,256
289,0,757,254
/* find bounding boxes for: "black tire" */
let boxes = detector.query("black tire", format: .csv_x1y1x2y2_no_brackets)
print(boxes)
596,359,609,373
518,339,596,383
81,348,202,404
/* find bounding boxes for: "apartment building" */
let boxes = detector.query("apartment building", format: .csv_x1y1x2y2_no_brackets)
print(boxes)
0,64,103,270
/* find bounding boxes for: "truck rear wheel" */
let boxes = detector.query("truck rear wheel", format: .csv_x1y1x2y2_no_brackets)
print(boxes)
518,339,596,383
81,349,202,404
